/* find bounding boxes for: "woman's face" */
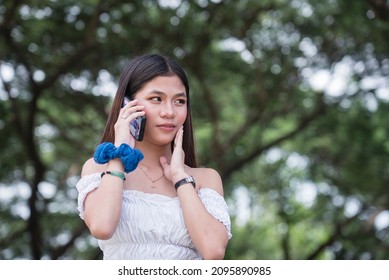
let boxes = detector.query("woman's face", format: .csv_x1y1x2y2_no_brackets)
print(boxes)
134,75,188,145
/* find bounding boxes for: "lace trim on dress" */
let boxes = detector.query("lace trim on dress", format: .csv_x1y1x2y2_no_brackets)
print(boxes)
198,188,232,239
75,173,101,219
75,173,232,239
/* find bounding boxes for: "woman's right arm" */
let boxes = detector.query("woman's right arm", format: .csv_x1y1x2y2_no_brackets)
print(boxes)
81,157,125,240
80,99,144,239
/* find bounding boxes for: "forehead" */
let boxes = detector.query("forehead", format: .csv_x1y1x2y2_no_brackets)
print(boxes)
138,75,186,95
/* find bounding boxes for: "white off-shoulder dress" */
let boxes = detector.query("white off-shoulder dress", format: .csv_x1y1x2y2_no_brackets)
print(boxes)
76,173,232,260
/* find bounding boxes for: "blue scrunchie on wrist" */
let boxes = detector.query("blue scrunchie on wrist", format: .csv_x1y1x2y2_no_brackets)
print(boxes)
94,142,144,173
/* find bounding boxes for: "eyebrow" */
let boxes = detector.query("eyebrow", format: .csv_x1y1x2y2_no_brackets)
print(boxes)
149,90,187,98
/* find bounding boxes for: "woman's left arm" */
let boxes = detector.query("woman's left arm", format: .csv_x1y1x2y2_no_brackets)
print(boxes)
160,128,230,259
176,168,229,259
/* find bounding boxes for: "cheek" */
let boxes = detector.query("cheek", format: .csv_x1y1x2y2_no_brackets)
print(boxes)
143,105,168,122
177,108,187,125
142,106,153,126
142,104,151,117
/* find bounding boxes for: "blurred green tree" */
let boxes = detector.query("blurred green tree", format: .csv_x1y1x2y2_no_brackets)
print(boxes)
0,0,388,259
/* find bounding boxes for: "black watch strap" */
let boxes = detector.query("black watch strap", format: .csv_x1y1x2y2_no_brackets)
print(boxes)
174,176,196,190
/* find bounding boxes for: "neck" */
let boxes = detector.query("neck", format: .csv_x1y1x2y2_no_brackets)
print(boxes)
135,141,172,167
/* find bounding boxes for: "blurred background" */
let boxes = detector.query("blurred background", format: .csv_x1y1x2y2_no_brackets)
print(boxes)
1,0,389,260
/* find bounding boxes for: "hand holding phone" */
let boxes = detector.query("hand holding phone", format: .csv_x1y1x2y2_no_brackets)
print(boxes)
122,97,147,141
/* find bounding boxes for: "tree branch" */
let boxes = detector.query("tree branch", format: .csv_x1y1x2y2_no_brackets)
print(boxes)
50,223,88,260
220,99,327,181
307,206,366,259
0,0,22,33
366,0,389,22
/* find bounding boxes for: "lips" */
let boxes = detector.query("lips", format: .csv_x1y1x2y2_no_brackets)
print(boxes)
157,123,176,131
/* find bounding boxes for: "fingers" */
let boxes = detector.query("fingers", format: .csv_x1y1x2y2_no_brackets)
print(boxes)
159,156,169,169
120,99,145,120
174,126,184,148
121,110,145,121
172,127,185,165
114,99,144,145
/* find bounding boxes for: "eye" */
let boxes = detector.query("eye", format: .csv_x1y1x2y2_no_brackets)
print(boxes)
174,98,187,105
150,96,162,102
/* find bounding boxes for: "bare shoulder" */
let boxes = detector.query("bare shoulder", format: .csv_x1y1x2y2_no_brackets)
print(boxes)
191,167,224,196
81,157,106,177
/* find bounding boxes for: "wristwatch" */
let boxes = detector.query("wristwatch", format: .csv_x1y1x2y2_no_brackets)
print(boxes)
174,176,196,190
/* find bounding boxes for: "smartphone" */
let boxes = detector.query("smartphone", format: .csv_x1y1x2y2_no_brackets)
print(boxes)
122,97,147,141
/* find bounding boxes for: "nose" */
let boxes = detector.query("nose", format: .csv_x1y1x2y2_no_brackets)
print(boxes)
160,102,176,118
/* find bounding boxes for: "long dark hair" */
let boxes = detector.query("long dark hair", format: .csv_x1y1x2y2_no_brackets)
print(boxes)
100,54,197,167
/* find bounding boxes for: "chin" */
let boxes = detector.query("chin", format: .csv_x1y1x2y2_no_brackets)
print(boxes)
150,135,174,146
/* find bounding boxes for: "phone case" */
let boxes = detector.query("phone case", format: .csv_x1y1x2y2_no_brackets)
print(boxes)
122,97,146,141
130,115,146,141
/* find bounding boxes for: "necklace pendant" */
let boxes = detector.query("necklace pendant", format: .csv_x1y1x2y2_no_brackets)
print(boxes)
138,165,164,190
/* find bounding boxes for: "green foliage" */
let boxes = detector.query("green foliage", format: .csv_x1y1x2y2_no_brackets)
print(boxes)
1,0,389,259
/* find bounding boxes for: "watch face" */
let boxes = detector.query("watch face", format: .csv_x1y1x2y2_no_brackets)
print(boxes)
187,176,195,186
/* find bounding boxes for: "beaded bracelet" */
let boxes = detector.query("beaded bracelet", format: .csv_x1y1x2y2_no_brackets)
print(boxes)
94,142,143,173
101,170,126,181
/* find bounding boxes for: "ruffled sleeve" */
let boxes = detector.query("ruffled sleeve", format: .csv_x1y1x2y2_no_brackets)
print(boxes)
198,188,232,239
75,173,101,220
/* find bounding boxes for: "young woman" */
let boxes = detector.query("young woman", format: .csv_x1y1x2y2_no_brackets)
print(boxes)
76,54,231,260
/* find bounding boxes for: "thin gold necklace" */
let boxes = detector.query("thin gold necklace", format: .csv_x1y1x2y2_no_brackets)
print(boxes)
138,165,164,189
